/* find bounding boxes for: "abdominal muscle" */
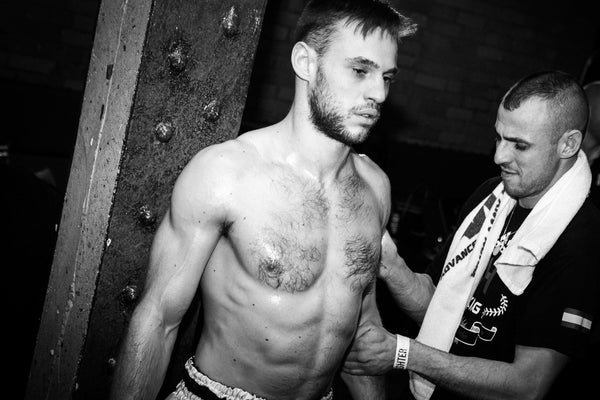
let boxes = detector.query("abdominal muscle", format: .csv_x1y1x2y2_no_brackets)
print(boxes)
192,243,362,400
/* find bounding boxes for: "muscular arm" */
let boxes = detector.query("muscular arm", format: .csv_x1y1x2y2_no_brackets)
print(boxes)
109,150,230,400
378,230,435,324
408,339,569,400
344,324,569,400
341,281,386,400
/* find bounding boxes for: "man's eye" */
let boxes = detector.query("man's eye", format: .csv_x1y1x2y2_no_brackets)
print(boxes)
353,68,366,76
383,75,396,83
514,143,528,151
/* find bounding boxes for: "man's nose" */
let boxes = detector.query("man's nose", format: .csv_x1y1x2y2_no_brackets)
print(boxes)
493,140,510,165
365,76,387,104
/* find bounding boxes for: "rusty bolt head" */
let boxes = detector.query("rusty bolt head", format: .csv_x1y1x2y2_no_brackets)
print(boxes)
222,6,240,37
121,285,139,304
154,121,175,143
203,99,221,122
167,40,188,73
137,205,156,226
107,357,117,369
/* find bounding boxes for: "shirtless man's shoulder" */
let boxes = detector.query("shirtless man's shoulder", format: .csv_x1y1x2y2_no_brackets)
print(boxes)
354,152,390,186
171,131,264,212
182,133,259,177
351,154,391,227
181,126,280,179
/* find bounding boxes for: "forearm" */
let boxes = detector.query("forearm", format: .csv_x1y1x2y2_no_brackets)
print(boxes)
380,260,434,324
341,371,386,400
408,340,541,400
110,302,179,400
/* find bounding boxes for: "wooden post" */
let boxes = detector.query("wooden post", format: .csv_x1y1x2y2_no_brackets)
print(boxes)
26,1,268,399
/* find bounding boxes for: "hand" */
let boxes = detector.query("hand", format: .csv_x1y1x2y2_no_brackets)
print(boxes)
378,231,408,281
343,320,397,376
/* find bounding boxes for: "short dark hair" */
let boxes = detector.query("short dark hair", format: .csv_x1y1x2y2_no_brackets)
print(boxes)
294,0,417,56
502,70,589,138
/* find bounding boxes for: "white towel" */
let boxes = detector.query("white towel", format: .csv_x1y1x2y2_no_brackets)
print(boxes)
496,151,592,295
409,182,515,400
409,150,592,400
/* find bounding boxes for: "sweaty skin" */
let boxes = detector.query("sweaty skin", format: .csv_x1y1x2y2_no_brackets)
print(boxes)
111,21,398,400
161,129,390,399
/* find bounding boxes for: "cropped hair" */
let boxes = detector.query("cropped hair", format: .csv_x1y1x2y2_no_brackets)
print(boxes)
294,0,417,56
502,70,589,136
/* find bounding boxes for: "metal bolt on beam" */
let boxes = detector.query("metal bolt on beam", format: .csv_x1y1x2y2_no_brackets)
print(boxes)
222,6,240,37
167,39,189,73
107,358,117,369
121,285,139,304
203,99,221,122
137,205,157,226
154,120,175,143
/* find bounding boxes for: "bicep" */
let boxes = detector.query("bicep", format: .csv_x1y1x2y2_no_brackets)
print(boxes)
141,156,229,329
142,208,221,328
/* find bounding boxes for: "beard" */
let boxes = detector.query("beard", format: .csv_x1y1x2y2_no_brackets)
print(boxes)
308,67,378,146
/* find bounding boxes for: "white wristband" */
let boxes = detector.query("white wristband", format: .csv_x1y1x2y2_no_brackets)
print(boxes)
393,334,410,369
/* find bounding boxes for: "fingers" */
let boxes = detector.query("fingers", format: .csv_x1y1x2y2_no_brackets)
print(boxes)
342,359,388,376
342,365,367,375
343,352,366,375
382,230,396,249
342,359,376,375
377,262,388,279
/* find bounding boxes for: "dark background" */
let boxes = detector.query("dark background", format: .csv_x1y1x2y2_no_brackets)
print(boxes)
1,0,598,399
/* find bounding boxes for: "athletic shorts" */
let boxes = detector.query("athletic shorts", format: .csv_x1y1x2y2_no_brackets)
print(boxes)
169,357,333,400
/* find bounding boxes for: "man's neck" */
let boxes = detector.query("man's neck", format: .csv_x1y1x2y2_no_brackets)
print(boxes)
517,156,577,209
280,109,354,182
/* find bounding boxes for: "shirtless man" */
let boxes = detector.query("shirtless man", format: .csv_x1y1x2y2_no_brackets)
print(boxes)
109,1,416,399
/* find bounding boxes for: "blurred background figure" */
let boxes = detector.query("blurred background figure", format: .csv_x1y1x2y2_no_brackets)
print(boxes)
582,81,600,206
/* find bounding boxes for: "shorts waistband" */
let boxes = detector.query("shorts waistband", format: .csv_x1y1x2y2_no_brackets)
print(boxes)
174,356,333,400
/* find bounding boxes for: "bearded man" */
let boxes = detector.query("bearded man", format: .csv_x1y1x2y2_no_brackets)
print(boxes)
109,1,417,399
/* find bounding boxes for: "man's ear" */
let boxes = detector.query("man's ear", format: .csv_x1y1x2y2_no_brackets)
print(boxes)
558,129,583,158
291,41,317,82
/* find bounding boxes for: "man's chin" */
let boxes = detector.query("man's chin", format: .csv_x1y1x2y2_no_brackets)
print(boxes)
348,126,373,143
501,181,521,199
330,130,370,146
347,134,370,146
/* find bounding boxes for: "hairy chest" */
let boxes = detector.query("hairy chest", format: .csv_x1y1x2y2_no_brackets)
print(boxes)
227,172,384,293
